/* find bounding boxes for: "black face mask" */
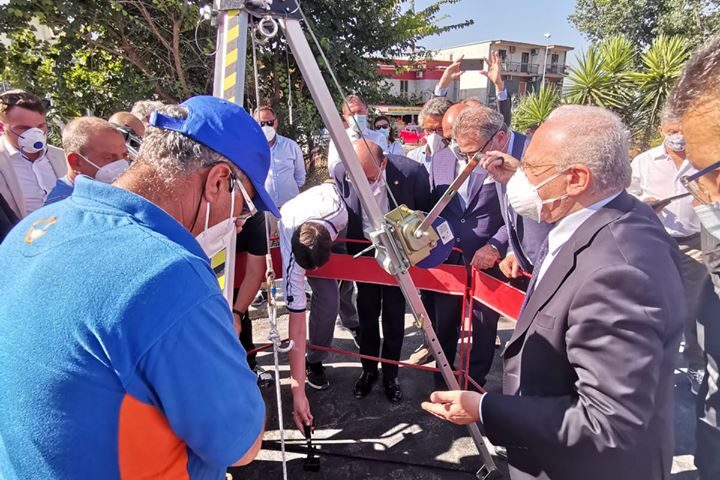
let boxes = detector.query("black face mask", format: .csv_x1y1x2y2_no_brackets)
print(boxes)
702,226,720,297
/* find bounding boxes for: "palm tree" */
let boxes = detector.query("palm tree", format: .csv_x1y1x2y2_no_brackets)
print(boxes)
563,40,631,111
629,35,690,143
511,84,560,132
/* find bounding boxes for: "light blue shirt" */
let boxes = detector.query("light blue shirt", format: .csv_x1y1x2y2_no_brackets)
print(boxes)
265,134,306,208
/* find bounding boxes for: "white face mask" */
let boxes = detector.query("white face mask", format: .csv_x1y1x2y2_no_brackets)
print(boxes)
16,127,47,155
349,114,368,134
377,127,390,139
506,168,568,222
664,133,686,152
695,202,720,240
81,155,129,184
426,133,446,157
370,172,386,199
262,125,276,142
195,188,238,307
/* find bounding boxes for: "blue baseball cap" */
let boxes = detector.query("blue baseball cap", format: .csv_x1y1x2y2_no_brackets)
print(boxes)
149,95,280,217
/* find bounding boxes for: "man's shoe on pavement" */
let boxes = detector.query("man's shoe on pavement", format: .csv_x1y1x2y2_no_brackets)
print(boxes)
254,366,273,388
251,291,266,308
383,377,403,403
353,371,379,399
306,361,330,390
408,344,433,365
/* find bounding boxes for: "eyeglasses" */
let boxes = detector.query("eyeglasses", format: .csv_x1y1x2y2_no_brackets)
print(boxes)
455,126,503,163
375,123,390,129
230,174,258,221
681,160,720,205
423,127,444,136
258,120,275,128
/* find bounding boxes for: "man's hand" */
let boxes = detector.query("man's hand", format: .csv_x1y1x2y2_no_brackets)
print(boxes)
472,244,500,270
480,51,505,92
499,252,524,279
482,150,521,184
232,311,242,336
438,55,465,90
292,391,314,432
421,390,482,425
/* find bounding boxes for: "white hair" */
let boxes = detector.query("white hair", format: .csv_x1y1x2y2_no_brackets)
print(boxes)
454,106,505,144
136,104,243,183
419,97,453,128
546,105,631,194
131,100,165,122
62,116,121,155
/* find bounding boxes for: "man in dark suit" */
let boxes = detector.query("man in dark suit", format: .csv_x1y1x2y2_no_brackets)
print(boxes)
334,140,431,403
454,106,552,281
423,105,685,480
426,109,506,388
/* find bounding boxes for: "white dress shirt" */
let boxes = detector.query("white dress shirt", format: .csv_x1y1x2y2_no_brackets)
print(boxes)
386,141,404,156
327,127,388,178
3,136,57,216
265,134,306,208
407,145,431,173
629,145,700,238
279,183,347,312
535,192,621,285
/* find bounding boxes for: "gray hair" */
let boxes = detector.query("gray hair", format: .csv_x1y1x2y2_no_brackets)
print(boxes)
341,94,367,117
131,100,165,122
453,106,505,143
62,116,121,155
136,104,240,183
669,34,720,118
546,105,631,194
418,97,453,128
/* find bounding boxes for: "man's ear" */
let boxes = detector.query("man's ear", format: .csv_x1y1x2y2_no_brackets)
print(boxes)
66,152,83,171
566,164,591,196
203,163,232,203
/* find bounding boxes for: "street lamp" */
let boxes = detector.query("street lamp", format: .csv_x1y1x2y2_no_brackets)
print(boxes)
541,32,551,89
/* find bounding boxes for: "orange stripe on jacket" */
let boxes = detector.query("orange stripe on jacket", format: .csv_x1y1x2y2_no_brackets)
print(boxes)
118,394,190,479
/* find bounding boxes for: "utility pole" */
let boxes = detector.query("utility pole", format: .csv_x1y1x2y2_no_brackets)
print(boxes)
541,32,551,89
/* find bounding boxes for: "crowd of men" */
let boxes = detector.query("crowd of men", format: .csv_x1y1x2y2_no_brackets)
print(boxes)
0,32,718,480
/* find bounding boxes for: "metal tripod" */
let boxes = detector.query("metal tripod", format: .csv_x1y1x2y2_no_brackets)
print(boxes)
211,1,500,478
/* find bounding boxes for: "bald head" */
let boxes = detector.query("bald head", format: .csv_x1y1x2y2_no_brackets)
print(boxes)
442,103,469,140
352,139,386,181
109,111,145,137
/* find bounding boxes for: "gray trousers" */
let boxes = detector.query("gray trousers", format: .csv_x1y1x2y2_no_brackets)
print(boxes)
306,277,359,364
696,280,720,479
677,235,708,370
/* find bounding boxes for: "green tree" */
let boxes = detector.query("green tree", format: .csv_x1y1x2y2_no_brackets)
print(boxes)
0,0,471,151
629,34,690,142
511,85,561,132
569,0,720,48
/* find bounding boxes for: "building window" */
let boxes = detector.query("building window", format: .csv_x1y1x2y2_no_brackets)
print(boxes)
400,80,409,97
551,53,559,64
498,49,507,61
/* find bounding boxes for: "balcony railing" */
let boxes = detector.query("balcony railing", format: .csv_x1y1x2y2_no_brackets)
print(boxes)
545,64,567,74
502,62,540,74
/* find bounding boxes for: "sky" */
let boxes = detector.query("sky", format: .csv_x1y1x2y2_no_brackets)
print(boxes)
412,0,590,64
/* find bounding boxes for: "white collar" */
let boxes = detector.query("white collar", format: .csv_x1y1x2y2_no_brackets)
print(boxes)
547,191,622,257
2,135,20,157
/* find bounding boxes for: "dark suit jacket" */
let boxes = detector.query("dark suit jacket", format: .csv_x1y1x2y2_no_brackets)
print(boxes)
482,192,685,480
0,193,19,243
334,154,432,256
495,131,552,272
429,148,504,266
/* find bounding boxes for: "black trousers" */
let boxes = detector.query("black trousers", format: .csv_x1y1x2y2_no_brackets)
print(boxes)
696,280,720,479
356,283,406,379
425,291,500,389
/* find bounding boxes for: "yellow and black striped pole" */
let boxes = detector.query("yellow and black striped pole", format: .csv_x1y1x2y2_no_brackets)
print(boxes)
213,5,248,105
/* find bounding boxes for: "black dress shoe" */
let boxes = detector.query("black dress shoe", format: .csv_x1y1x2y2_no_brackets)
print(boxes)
353,371,378,399
383,377,403,403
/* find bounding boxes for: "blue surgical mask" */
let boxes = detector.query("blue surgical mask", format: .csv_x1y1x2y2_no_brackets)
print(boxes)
664,133,686,152
377,127,390,139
